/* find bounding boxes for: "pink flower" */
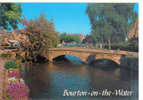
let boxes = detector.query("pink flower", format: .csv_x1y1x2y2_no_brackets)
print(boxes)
8,72,22,78
5,83,30,99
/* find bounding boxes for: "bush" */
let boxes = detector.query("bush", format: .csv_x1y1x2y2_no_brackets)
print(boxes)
5,60,18,69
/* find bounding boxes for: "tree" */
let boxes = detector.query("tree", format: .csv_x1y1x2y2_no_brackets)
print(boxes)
82,35,96,44
86,3,137,49
20,14,59,62
22,13,59,48
72,35,81,43
0,3,22,30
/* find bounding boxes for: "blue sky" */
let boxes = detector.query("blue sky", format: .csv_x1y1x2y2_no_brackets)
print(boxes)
21,3,139,35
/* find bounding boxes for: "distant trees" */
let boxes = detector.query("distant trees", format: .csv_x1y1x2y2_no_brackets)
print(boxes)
86,3,138,49
59,33,81,43
0,3,22,30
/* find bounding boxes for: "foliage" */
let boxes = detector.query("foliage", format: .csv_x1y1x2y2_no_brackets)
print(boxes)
104,40,138,52
5,60,18,69
127,37,138,51
82,35,96,44
86,3,138,49
128,37,138,46
22,13,59,48
0,3,22,30
20,13,59,62
60,33,81,43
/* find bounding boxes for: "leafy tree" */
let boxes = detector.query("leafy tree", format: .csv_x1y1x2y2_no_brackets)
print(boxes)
22,13,59,48
20,14,59,62
86,3,137,49
0,3,22,30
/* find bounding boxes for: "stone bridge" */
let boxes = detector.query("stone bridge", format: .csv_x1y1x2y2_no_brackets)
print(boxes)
42,48,138,65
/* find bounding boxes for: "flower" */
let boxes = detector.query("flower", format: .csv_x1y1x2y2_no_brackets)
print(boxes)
5,83,30,99
8,72,22,78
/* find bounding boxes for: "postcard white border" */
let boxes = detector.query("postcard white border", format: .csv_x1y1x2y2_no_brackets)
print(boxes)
0,0,140,3
139,1,143,100
0,0,142,100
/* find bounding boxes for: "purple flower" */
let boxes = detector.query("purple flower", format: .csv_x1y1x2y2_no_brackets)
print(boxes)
5,83,30,99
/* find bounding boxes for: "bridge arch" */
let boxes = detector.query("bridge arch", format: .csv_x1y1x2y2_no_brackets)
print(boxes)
86,54,121,65
48,53,87,62
88,58,120,67
52,54,83,63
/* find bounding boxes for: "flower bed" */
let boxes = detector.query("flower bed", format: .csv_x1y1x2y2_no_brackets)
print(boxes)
5,83,29,100
8,72,22,78
3,60,30,100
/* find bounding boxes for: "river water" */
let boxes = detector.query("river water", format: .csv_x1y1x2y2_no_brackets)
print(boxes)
23,56,138,100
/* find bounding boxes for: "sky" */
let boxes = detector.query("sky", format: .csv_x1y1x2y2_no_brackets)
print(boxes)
21,3,139,35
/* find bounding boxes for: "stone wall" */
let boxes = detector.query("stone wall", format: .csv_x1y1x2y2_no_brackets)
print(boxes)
0,58,7,99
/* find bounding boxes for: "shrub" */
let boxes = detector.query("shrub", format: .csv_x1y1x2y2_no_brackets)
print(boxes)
5,60,18,69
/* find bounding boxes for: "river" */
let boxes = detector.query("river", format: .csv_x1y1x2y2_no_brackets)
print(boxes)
23,56,138,100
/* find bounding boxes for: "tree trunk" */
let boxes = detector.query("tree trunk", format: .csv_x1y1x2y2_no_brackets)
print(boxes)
100,43,102,49
108,39,111,50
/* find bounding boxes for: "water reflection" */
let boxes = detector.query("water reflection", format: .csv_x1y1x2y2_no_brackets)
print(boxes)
23,61,138,100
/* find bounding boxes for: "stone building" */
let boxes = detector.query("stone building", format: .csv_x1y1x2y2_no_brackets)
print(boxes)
128,19,138,39
0,29,28,46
